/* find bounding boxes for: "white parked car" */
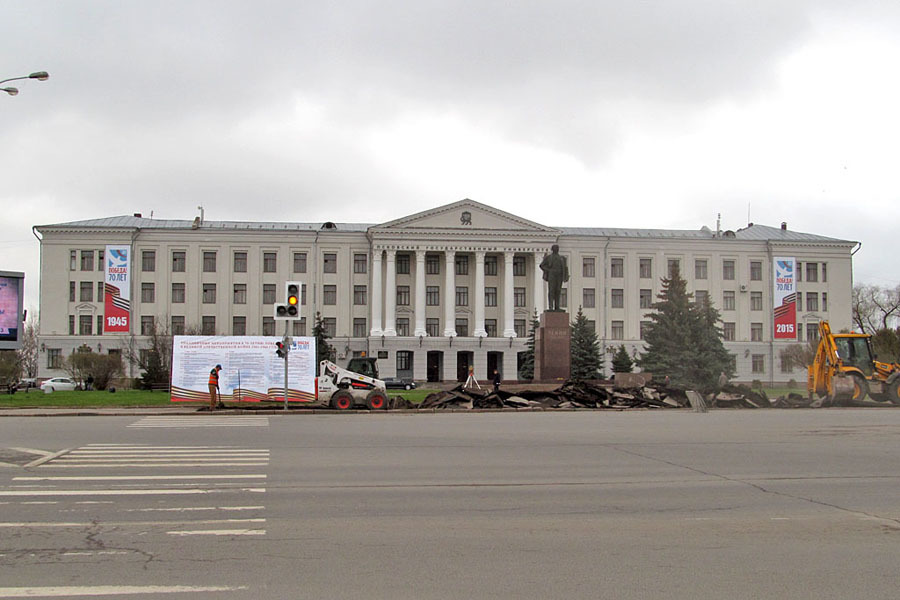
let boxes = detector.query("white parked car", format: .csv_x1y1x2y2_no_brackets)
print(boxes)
40,377,78,392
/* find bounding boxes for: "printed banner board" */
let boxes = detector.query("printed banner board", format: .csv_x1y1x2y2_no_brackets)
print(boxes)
773,256,797,340
104,245,131,333
0,272,24,350
170,336,317,403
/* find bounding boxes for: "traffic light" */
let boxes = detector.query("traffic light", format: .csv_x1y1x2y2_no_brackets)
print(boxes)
275,341,286,359
274,281,303,321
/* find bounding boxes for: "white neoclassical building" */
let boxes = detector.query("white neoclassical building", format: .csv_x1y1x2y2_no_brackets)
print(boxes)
34,199,858,384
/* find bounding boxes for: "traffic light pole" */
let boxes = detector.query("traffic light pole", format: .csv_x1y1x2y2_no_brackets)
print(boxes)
283,320,290,411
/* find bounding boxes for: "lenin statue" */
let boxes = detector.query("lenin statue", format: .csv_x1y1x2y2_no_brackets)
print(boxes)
540,244,569,312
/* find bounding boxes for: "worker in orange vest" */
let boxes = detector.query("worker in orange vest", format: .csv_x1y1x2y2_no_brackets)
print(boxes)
208,364,222,410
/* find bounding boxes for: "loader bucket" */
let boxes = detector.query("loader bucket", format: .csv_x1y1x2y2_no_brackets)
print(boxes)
829,374,855,402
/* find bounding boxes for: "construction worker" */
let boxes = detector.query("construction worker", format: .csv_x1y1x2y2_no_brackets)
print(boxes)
208,364,222,410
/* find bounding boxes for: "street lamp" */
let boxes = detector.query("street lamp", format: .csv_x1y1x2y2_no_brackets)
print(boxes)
1,71,50,96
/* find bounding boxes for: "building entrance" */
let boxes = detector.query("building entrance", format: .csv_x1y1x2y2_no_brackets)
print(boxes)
427,351,443,382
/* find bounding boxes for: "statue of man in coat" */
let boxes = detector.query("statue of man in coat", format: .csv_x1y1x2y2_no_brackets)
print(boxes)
540,244,569,312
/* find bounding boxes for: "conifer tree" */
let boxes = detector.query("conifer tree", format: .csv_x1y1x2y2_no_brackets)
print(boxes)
570,306,602,381
638,267,734,391
611,344,634,373
518,310,540,380
312,312,335,375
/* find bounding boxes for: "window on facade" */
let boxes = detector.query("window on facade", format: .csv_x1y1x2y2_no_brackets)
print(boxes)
752,354,765,373
750,261,762,281
293,252,307,273
797,262,802,282
48,348,62,369
202,283,216,304
723,260,735,280
426,286,439,306
796,292,802,311
396,285,410,306
695,259,708,280
69,282,76,303
751,322,763,342
80,281,93,302
514,287,526,307
822,263,827,283
583,288,595,309
396,253,410,274
69,315,75,335
723,290,735,310
780,354,793,373
455,318,469,337
172,283,185,304
639,258,652,278
354,285,367,305
426,318,440,337
397,350,412,371
97,281,104,299
668,259,681,278
456,255,469,275
695,289,709,305
583,258,595,278
97,315,103,334
263,284,276,305
139,316,153,336
640,321,651,340
426,254,440,274
514,319,526,338
586,320,596,334
822,292,828,312
561,288,568,308
610,257,624,278
513,256,526,276
456,286,468,306
70,250,77,271
485,319,497,337
485,287,497,307
141,283,155,303
80,314,93,335
171,316,185,335
807,292,819,312
611,288,624,309
751,291,763,311
172,251,186,272
323,285,337,305
353,318,367,337
228,283,243,305
353,254,367,274
484,255,497,276
293,318,307,337
723,322,735,341
611,320,624,340
323,253,337,273
233,251,247,273
203,251,216,272
806,262,818,282
233,316,246,336
81,250,94,272
397,317,411,336
797,323,803,340
141,251,156,272
262,316,275,336
639,289,652,309
98,250,104,270
807,325,819,343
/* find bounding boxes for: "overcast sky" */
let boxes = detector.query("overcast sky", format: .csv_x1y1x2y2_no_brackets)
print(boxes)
3,1,899,311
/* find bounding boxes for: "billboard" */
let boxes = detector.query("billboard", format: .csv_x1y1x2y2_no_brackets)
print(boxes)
773,257,797,340
170,336,317,403
103,245,131,333
0,271,25,350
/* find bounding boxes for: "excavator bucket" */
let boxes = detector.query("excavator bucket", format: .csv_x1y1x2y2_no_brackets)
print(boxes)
829,373,855,403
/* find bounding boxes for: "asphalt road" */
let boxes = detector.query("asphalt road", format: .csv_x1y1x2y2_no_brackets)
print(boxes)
1,409,900,599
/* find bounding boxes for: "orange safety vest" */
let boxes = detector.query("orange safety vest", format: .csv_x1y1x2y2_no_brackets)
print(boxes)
209,369,219,386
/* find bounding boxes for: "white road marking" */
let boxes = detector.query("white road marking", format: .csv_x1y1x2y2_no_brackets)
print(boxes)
124,505,264,513
0,518,265,528
0,585,248,597
15,474,266,481
167,529,266,536
128,417,269,428
0,488,265,497
38,462,270,468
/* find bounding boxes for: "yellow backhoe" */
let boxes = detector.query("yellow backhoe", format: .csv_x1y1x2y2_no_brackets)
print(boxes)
807,320,900,404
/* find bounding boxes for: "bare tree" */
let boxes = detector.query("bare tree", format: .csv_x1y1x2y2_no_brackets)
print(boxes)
852,284,900,334
779,341,819,372
120,317,200,388
17,312,39,378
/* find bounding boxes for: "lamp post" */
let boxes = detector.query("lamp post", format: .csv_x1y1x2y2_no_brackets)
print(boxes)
1,71,50,97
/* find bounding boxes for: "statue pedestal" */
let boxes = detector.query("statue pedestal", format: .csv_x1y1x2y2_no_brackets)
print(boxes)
534,311,570,382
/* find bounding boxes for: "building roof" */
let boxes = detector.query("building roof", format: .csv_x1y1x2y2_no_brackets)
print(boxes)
36,215,856,244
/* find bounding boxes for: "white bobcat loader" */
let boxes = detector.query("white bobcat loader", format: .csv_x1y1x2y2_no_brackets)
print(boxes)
317,360,389,410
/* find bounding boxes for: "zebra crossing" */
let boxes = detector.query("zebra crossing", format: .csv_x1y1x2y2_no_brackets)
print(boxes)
127,415,269,428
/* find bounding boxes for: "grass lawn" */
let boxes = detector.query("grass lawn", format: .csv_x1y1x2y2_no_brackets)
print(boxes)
0,387,440,408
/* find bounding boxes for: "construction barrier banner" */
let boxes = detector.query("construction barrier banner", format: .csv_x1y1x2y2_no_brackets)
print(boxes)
103,245,131,333
773,256,797,340
170,336,317,403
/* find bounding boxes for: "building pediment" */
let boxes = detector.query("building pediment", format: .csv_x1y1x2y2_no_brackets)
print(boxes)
371,199,558,234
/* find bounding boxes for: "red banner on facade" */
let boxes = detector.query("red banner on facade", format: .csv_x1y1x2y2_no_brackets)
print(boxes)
104,245,131,333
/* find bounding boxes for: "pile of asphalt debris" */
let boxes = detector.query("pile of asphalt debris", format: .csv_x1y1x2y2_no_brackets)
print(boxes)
389,380,822,411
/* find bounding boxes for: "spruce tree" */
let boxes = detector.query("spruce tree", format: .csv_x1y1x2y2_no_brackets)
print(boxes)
518,310,540,380
570,306,602,381
638,267,734,392
312,312,335,375
611,344,634,373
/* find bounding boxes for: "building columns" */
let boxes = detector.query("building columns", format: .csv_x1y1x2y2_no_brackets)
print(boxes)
503,251,517,337
414,250,427,337
383,249,397,336
533,251,544,314
443,250,457,336
474,251,487,337
369,249,383,336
